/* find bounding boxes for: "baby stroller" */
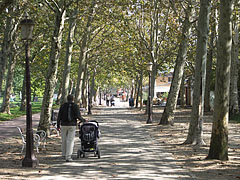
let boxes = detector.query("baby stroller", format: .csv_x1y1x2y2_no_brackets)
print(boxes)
77,120,101,159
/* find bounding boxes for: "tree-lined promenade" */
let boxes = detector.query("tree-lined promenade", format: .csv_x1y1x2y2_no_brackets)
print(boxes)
0,0,239,172
0,103,240,179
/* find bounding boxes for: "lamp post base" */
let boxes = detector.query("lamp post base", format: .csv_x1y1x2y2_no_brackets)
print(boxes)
22,129,38,167
22,156,39,167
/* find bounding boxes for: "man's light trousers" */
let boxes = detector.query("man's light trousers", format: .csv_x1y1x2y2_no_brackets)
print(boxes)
61,126,76,160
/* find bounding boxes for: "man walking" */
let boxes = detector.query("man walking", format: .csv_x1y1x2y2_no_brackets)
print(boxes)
57,94,86,162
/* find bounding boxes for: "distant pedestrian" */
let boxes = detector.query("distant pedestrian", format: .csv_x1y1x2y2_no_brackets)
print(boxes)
110,95,115,106
57,94,86,162
129,97,134,107
106,95,110,106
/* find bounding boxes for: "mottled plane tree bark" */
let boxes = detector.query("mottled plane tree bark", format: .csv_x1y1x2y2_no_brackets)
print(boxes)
207,0,234,161
60,9,77,104
75,0,96,105
38,0,67,134
160,1,193,125
0,6,19,114
0,7,14,95
229,14,239,118
0,46,17,114
137,0,170,123
204,6,217,112
184,0,211,145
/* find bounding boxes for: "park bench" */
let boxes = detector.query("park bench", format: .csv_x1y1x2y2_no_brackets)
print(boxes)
16,127,46,153
50,120,59,136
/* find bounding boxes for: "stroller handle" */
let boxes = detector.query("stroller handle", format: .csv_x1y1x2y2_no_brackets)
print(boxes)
78,120,99,127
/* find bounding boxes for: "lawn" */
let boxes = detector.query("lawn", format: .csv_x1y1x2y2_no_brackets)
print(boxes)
0,100,43,122
0,97,59,122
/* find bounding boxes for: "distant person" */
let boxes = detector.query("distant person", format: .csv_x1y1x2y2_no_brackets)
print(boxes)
129,97,134,107
57,94,86,162
106,95,110,106
110,95,115,106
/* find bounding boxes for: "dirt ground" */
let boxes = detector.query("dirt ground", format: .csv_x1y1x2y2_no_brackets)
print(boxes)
0,107,240,179
146,108,240,180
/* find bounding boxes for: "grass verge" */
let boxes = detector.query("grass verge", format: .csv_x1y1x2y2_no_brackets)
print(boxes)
0,99,59,122
0,101,42,122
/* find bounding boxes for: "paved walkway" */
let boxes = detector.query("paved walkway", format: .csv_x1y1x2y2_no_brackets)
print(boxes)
0,99,192,179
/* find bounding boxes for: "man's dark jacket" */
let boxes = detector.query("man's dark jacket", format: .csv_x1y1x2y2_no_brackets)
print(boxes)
57,102,85,128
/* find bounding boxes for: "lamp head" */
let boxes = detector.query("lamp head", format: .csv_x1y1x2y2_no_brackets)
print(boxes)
20,12,34,40
147,62,153,72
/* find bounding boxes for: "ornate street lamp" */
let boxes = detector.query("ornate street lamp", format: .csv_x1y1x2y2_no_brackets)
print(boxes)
146,62,153,124
20,13,38,167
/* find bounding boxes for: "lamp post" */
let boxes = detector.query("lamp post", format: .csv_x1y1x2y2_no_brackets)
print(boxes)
146,62,153,124
20,13,38,167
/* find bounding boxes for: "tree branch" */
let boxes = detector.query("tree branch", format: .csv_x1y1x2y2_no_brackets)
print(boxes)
44,0,57,12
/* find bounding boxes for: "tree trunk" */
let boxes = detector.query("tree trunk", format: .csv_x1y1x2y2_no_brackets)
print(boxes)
69,79,74,95
134,76,138,107
180,73,186,108
60,10,77,104
184,0,211,145
55,79,62,105
0,11,13,95
159,4,192,125
204,8,216,112
0,47,17,114
90,69,96,107
81,64,88,108
139,71,143,111
38,4,66,134
135,75,140,108
75,0,96,105
0,8,17,113
229,23,239,118
207,0,233,161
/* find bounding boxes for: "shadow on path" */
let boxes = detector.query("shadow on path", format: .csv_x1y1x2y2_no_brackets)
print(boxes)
0,104,193,179
40,106,192,180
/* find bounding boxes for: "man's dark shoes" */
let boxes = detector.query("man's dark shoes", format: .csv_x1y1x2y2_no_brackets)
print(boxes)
66,158,73,162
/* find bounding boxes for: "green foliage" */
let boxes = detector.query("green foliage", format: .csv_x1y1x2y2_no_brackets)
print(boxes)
13,64,24,94
0,101,42,122
1,0,238,120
